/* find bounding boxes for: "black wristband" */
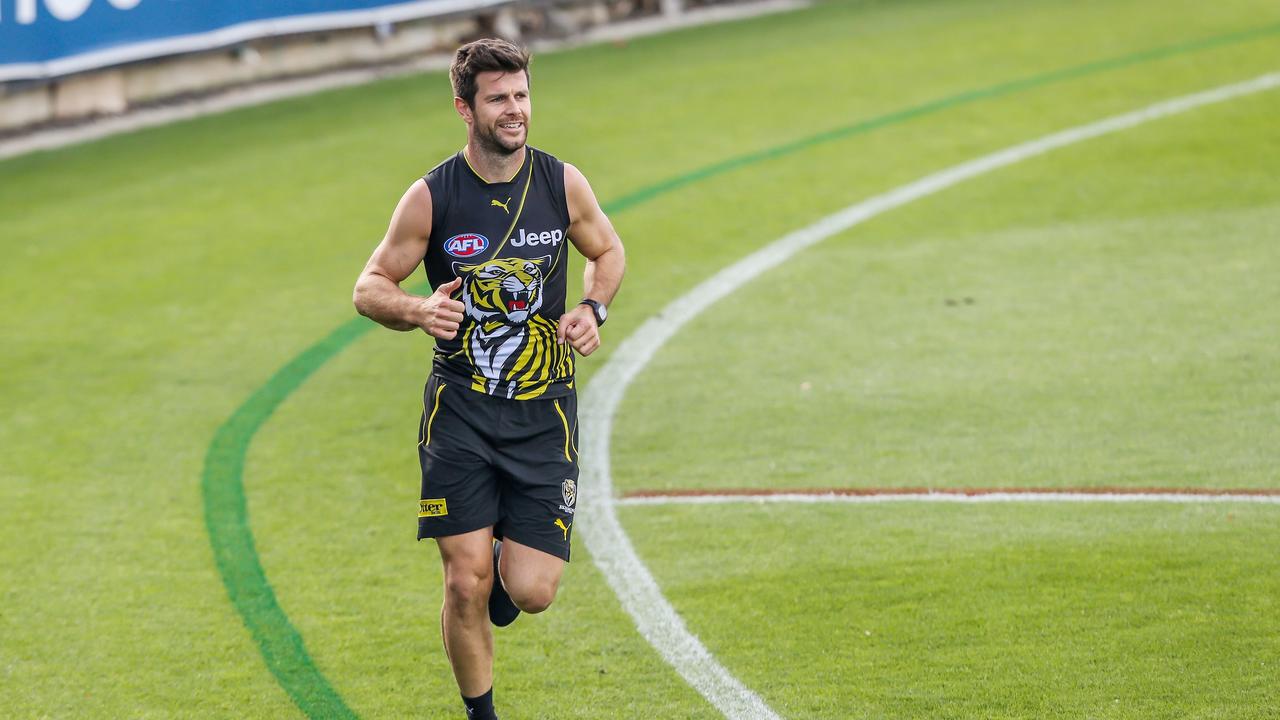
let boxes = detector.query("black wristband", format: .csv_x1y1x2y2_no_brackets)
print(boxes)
579,298,607,327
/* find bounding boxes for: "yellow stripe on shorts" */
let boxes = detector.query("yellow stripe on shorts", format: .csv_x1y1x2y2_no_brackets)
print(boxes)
552,398,572,463
420,382,446,448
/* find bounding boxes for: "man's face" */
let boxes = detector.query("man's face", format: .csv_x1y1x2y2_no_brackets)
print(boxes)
459,70,531,155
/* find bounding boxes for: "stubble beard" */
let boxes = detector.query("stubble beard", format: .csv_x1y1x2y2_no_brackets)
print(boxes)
475,121,526,157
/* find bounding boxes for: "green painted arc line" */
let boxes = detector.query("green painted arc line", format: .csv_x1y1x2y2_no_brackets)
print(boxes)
200,22,1280,719
602,20,1280,214
203,317,368,719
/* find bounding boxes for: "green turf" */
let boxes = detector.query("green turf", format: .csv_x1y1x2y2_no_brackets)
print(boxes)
2,0,1279,716
622,501,1280,719
613,83,1280,493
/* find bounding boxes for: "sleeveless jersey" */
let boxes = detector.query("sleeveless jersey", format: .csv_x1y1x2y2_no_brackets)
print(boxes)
422,147,575,400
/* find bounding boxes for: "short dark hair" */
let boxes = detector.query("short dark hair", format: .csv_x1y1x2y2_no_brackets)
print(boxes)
450,38,532,107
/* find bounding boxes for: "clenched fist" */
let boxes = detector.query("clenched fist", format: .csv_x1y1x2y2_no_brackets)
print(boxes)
557,303,600,356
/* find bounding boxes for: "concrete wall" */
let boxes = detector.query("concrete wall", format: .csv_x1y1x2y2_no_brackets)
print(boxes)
0,0,710,135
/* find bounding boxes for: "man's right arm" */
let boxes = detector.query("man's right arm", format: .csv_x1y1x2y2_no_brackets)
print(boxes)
352,180,464,339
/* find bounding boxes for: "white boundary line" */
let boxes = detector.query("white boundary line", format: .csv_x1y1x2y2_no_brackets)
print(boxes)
617,492,1280,506
577,71,1280,720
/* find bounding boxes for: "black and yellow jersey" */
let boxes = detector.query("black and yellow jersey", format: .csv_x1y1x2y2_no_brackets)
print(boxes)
421,147,574,400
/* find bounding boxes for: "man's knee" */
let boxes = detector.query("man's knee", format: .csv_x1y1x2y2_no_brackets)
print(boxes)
444,564,493,608
506,580,557,614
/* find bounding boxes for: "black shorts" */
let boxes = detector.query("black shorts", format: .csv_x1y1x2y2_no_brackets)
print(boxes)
416,374,579,561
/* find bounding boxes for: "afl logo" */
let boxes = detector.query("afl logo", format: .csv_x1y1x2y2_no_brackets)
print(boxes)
444,233,489,258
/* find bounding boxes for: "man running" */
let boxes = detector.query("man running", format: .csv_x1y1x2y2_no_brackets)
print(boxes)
352,38,625,720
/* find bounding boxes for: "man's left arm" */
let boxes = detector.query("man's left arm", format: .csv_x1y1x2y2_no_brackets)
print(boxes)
558,162,625,356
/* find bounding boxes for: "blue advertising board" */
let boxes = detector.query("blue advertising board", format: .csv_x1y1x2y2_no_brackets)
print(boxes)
0,0,503,81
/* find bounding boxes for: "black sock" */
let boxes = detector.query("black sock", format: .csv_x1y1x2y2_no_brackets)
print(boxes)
462,687,497,720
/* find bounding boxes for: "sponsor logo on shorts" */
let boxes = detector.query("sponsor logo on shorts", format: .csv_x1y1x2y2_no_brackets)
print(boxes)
444,233,488,258
554,517,572,541
419,498,449,517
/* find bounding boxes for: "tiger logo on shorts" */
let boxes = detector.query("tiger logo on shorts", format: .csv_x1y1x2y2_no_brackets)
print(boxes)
453,256,574,399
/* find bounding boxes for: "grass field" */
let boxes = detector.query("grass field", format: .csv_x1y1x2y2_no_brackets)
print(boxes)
2,0,1279,717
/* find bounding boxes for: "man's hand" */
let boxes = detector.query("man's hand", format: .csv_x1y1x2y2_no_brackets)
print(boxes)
557,303,600,356
417,277,465,339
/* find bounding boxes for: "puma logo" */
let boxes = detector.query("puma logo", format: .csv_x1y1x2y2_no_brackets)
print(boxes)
491,197,511,214
554,518,571,541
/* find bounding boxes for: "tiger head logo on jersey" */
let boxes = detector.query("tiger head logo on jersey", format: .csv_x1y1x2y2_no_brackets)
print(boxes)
455,256,548,325
453,256,572,399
